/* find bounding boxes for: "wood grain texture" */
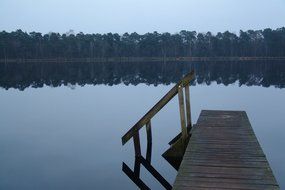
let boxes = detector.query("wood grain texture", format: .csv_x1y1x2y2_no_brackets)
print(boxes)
173,110,279,190
178,86,188,141
185,84,192,127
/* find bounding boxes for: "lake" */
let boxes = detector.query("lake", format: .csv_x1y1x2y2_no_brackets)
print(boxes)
0,61,284,189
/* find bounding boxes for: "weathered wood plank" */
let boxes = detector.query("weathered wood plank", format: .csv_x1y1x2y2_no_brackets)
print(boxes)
178,86,188,141
174,180,279,190
173,110,279,190
185,84,192,127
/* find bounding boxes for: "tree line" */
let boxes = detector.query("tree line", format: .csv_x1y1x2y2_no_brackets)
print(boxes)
0,28,285,59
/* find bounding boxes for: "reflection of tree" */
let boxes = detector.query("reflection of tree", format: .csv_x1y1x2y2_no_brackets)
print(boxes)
0,61,285,90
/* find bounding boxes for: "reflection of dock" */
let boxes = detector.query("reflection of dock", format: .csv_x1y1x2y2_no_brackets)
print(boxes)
121,71,279,189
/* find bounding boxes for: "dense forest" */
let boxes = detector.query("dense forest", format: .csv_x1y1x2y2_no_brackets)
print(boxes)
0,28,285,59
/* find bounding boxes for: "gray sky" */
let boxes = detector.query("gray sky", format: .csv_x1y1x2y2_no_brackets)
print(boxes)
1,0,285,34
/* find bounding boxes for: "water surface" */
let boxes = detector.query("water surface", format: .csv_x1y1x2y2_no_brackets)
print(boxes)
0,61,284,189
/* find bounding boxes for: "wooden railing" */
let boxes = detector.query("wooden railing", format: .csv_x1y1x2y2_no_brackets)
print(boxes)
121,70,195,158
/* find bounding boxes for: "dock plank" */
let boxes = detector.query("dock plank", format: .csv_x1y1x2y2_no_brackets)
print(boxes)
173,110,279,190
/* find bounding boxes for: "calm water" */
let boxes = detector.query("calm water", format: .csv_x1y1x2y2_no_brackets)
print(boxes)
0,61,284,189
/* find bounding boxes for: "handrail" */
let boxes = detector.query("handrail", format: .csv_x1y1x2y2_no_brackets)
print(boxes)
122,70,195,145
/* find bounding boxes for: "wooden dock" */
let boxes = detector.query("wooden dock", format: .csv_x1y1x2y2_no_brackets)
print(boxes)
121,71,279,189
173,110,279,190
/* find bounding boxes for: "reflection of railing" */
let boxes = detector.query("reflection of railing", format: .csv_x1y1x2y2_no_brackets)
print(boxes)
121,70,195,189
121,70,195,157
122,156,172,190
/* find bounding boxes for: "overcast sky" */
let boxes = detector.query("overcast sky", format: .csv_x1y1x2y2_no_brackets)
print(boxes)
1,0,285,34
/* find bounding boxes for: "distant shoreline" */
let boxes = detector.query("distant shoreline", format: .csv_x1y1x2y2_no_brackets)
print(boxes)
1,57,285,63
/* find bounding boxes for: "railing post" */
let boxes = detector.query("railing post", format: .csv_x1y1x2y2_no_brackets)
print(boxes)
185,84,192,128
178,85,188,141
133,131,141,157
122,70,194,146
146,120,152,162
